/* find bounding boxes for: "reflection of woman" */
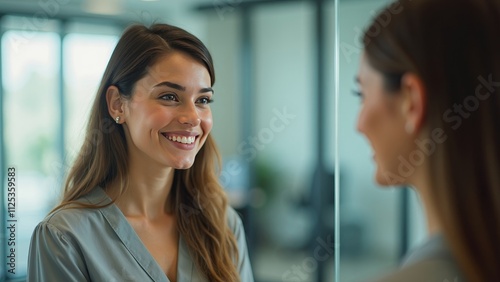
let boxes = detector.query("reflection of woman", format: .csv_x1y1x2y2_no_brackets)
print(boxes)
356,0,500,281
28,24,253,282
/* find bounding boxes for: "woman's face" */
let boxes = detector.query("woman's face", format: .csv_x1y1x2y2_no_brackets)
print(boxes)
356,53,409,186
122,51,213,170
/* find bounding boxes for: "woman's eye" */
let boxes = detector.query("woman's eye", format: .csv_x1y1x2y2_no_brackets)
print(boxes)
160,94,178,102
352,90,364,100
197,97,214,105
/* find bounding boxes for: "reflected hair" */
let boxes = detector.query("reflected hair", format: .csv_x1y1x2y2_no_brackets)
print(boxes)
55,23,240,282
363,0,500,280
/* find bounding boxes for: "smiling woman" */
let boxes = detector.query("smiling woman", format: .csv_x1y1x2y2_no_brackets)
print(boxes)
107,52,214,170
355,0,500,281
27,23,254,282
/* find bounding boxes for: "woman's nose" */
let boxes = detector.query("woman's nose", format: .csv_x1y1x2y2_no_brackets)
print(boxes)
177,102,201,126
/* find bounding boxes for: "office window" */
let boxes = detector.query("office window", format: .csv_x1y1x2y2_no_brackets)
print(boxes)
63,33,118,163
1,17,119,280
2,29,61,280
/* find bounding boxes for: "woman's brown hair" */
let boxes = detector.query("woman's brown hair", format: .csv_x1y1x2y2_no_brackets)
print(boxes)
363,0,500,280
55,23,240,282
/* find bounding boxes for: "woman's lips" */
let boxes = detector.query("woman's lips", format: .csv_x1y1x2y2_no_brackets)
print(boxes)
161,133,199,150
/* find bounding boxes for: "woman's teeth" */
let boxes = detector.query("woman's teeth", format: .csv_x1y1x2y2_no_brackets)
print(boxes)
167,135,196,144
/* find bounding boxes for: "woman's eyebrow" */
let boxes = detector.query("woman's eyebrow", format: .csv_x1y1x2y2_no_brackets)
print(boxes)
153,81,213,94
153,81,186,91
200,87,214,94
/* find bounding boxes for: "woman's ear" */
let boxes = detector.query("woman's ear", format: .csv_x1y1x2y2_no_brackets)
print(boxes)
400,73,426,134
106,86,125,124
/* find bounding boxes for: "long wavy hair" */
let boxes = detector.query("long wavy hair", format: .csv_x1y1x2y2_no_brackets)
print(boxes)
363,0,500,280
55,24,240,282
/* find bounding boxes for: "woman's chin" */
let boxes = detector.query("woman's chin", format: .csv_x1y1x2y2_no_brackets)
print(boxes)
165,158,195,170
173,162,194,170
375,167,405,187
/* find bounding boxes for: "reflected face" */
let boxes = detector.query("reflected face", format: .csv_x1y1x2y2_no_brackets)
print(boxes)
356,53,407,186
122,51,213,169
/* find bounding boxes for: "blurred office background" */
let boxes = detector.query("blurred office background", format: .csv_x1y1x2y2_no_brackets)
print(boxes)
0,0,426,281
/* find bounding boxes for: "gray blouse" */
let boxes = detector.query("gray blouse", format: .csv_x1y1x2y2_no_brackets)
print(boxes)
373,234,464,282
27,187,254,282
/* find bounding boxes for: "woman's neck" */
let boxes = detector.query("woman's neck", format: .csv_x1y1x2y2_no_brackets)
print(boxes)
406,159,442,236
110,159,175,220
410,175,442,236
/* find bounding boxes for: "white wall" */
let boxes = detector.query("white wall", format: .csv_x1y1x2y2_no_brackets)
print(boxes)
252,2,317,246
253,2,316,196
202,2,318,247
202,12,242,158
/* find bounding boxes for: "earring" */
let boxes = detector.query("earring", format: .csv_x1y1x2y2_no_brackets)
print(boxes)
115,116,121,124
405,122,414,134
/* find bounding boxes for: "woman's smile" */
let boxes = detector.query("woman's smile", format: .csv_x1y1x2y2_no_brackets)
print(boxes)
161,131,200,150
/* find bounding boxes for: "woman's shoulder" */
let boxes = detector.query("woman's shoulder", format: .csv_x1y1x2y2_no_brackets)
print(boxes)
225,206,250,243
41,206,97,233
38,187,112,234
373,235,464,282
373,258,463,282
225,205,244,231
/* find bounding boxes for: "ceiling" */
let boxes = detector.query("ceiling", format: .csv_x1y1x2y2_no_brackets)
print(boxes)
0,0,215,23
